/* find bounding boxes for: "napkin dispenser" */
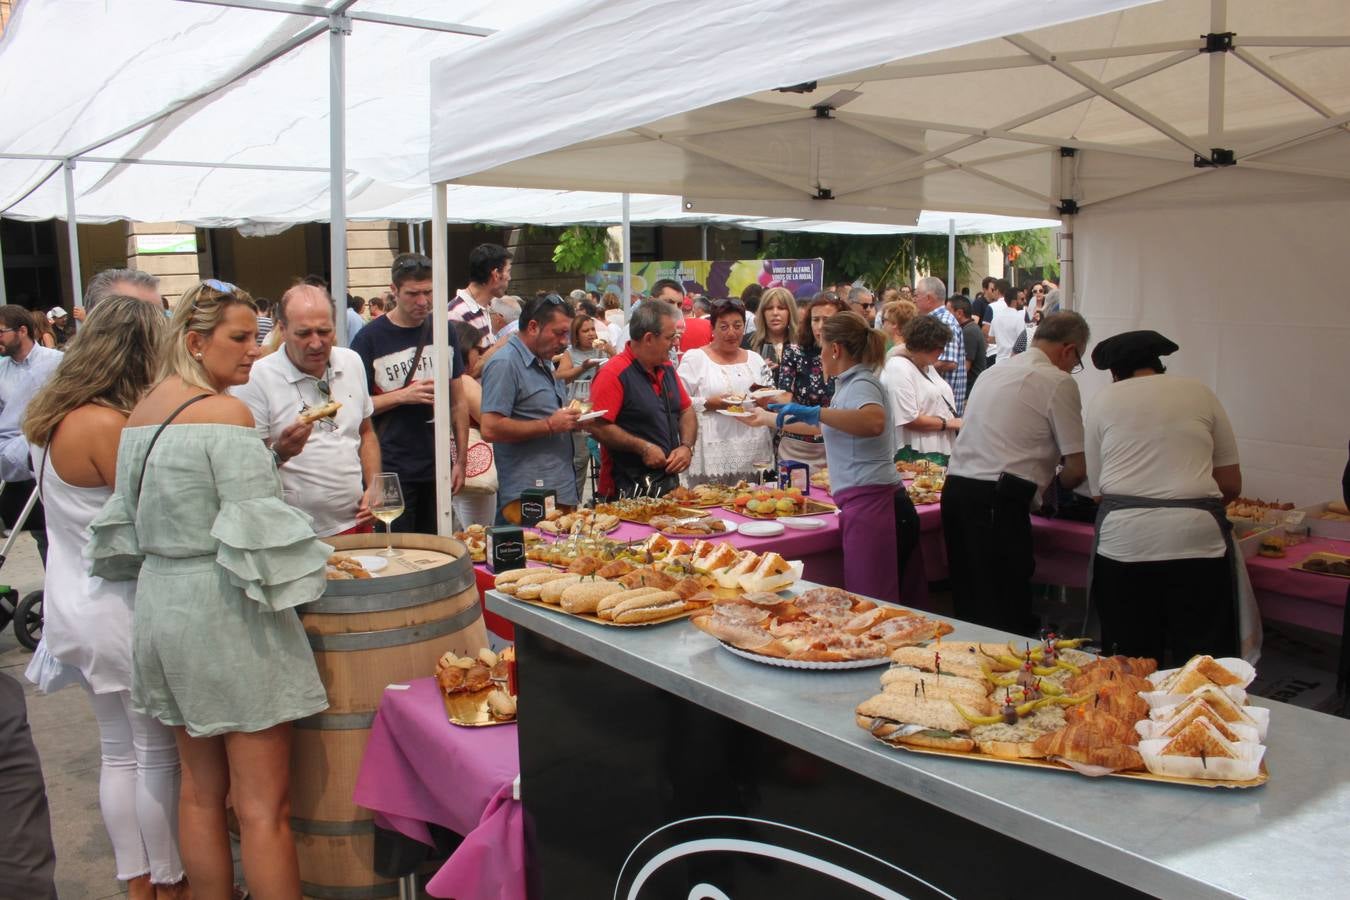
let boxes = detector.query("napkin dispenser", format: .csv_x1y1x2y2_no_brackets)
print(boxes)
487,526,526,574
518,488,557,526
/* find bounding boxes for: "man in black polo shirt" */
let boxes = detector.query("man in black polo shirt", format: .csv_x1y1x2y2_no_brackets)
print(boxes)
351,253,469,532
589,301,697,499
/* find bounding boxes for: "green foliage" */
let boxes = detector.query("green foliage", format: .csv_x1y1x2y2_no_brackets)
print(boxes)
980,228,1060,279
552,226,610,274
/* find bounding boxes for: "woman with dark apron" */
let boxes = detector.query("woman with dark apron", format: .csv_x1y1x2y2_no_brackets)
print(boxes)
771,311,919,604
1084,330,1258,666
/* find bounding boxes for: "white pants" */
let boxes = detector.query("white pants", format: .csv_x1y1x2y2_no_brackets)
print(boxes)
86,688,184,884
453,491,497,530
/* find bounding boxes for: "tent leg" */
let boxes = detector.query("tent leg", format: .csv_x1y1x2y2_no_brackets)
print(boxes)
431,183,454,537
0,224,8,306
329,13,351,344
1059,217,1074,310
63,160,82,308
947,218,956,292
621,193,632,316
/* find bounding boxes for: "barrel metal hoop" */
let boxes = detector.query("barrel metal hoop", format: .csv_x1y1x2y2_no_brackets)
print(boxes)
310,548,474,602
293,710,377,730
299,881,399,899
302,570,473,614
306,601,483,652
291,816,376,836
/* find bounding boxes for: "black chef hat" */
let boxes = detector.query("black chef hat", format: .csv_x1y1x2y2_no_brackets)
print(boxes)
1091,329,1178,377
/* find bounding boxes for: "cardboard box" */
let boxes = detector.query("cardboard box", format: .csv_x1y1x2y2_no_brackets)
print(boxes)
487,526,527,574
519,488,557,527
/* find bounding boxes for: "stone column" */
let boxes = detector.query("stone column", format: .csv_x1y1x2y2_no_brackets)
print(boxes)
346,220,398,301
504,226,584,298
126,222,205,306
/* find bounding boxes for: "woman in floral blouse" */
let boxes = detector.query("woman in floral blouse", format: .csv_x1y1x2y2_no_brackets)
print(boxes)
775,291,843,469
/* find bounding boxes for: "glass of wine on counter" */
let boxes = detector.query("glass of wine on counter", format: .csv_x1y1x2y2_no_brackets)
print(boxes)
372,472,405,557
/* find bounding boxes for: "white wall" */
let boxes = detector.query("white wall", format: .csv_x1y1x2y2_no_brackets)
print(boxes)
1075,168,1350,505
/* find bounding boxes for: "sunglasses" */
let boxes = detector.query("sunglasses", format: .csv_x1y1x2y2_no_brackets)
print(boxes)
393,257,430,274
203,278,237,293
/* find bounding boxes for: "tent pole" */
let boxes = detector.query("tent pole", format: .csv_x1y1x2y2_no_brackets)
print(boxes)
431,184,453,537
1058,150,1075,310
329,13,351,345
0,224,8,306
63,160,82,309
621,193,632,316
947,219,956,292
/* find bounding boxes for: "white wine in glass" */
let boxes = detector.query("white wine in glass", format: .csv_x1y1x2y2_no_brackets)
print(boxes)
372,472,405,557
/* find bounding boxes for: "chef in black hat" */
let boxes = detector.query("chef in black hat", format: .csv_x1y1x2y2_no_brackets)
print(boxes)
1083,329,1256,665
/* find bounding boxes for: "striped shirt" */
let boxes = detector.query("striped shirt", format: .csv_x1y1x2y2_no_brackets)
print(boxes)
930,305,967,417
450,288,494,350
255,315,274,346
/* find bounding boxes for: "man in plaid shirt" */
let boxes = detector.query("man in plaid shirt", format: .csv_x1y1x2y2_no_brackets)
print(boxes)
915,276,968,416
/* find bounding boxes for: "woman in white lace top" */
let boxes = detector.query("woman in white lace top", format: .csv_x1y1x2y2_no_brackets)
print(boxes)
676,298,776,484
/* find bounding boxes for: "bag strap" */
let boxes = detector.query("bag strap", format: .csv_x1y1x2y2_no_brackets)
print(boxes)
403,320,433,389
136,394,212,498
903,353,959,418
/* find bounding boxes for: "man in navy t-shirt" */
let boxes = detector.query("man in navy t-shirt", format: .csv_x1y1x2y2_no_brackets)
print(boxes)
351,253,468,533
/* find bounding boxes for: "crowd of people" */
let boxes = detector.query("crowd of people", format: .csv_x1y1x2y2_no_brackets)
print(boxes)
0,243,1256,898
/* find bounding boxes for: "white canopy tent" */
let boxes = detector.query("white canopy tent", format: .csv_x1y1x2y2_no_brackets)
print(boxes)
427,0,1350,503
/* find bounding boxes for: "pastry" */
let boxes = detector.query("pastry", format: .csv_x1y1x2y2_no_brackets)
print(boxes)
299,400,341,424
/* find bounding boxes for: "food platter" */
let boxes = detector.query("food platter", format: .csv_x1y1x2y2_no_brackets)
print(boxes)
514,595,698,627
1293,551,1350,579
722,643,891,670
596,498,711,525
864,731,1269,788
729,497,837,520
655,518,738,538
443,687,516,727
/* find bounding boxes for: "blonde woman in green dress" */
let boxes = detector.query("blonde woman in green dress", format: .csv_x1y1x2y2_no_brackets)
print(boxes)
89,280,331,900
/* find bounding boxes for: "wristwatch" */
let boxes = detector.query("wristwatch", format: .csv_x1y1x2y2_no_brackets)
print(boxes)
938,417,948,431
680,442,694,452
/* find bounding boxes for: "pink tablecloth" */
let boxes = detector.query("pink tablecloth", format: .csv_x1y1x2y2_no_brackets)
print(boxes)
353,678,525,900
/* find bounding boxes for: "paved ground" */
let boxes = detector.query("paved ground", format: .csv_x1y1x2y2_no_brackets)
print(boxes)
0,532,125,900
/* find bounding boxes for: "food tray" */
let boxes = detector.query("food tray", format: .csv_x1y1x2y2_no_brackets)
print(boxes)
442,687,515,727
532,519,623,536
1293,551,1350,579
721,642,890,670
864,728,1268,789
657,520,737,539
616,506,710,525
514,595,702,627
724,497,837,520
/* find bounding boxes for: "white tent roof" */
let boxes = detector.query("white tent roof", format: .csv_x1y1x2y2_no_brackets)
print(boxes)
0,0,1054,236
428,0,1350,223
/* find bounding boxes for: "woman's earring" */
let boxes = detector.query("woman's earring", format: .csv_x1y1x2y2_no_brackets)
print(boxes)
194,353,203,361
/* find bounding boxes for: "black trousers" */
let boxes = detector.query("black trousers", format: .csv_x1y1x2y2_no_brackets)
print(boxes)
0,674,58,900
0,482,48,567
1092,554,1237,668
391,479,439,534
941,474,1038,635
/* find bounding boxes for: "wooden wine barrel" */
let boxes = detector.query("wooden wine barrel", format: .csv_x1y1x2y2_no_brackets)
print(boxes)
291,532,485,900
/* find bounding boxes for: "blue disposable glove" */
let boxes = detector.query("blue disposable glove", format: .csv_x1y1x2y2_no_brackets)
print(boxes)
768,402,821,429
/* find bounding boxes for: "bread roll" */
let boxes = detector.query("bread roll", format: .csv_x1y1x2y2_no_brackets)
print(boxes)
559,581,623,614
612,597,687,624
595,587,665,620
538,575,586,605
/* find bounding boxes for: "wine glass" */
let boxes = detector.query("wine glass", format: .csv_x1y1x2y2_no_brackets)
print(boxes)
371,473,405,557
750,456,774,485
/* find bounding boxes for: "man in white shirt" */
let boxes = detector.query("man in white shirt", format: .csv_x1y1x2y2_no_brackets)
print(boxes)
234,283,381,536
0,306,61,562
941,311,1090,635
452,243,512,374
490,295,523,341
987,278,1025,364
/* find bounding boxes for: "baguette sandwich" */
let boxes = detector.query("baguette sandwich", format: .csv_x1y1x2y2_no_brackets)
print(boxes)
299,400,342,424
855,692,975,752
888,643,990,681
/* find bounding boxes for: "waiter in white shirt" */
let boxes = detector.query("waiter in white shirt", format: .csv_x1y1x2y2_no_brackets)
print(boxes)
987,278,1025,364
234,283,381,536
1084,329,1254,665
941,311,1090,635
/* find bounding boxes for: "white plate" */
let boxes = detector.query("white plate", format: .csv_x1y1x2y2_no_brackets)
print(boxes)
716,409,755,418
737,520,785,537
721,642,890,670
352,555,389,574
747,388,781,399
780,517,826,530
577,410,609,422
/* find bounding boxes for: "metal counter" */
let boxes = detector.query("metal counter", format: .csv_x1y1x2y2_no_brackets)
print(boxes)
488,589,1350,899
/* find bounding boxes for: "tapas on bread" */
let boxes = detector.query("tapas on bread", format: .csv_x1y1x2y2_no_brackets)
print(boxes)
859,643,1269,787
435,647,518,726
595,497,710,524
532,507,621,535
325,554,372,579
663,482,752,508
691,586,953,664
299,400,342,424
724,486,835,519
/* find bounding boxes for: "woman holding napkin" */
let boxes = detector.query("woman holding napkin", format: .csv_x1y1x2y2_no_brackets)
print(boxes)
1083,329,1254,665
771,311,919,603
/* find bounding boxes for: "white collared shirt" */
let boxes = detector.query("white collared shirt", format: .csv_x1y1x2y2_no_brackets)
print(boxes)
232,346,374,536
989,299,1025,362
947,347,1084,502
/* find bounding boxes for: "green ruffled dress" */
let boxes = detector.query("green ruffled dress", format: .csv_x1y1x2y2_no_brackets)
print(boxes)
88,424,330,737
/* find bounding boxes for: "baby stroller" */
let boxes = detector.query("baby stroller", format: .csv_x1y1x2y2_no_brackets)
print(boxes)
0,482,44,650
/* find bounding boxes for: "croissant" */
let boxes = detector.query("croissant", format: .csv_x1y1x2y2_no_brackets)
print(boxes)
1033,723,1145,772
1063,705,1140,745
1089,684,1150,725
1092,655,1158,677
1066,667,1153,694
